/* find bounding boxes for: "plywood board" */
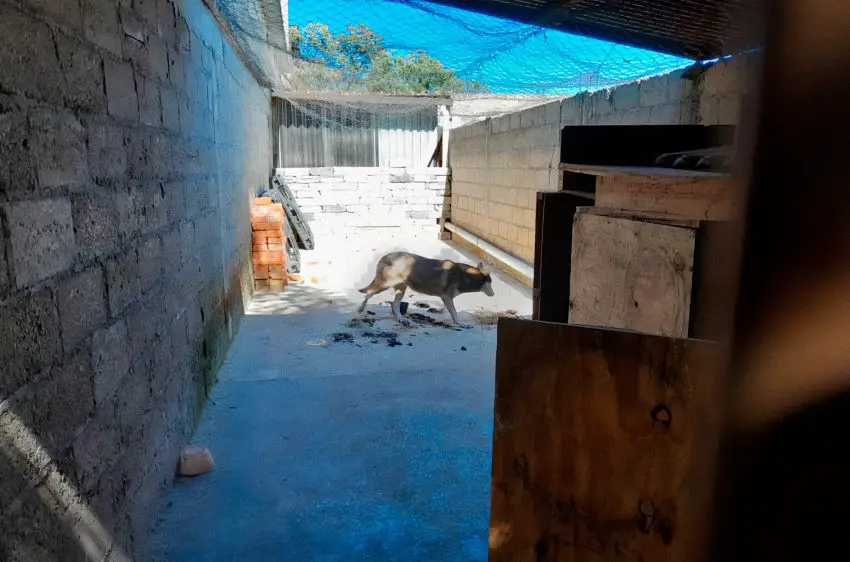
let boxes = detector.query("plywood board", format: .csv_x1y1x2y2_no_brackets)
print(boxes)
588,169,736,221
490,319,722,562
569,212,696,338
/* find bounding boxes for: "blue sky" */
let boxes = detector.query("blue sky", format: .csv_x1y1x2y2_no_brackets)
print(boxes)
289,0,692,95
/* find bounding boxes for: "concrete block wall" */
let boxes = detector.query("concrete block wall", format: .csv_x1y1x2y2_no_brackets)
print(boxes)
450,101,562,264
0,0,271,559
279,167,449,239
448,54,758,273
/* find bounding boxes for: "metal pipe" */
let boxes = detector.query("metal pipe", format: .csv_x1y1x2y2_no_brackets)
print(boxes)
444,222,534,281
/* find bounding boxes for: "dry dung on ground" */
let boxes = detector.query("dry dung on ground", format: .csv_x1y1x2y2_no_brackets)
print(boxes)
469,309,520,326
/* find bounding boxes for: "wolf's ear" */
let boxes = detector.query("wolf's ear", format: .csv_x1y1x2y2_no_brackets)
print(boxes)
476,261,483,270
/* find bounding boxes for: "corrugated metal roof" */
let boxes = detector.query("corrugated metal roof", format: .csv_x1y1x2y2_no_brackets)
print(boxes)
421,0,764,60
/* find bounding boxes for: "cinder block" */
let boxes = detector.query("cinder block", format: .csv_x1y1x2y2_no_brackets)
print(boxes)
18,346,95,456
56,33,105,114
86,119,126,187
27,0,83,29
71,187,119,258
90,320,130,409
82,0,122,55
0,4,63,104
638,74,670,107
58,266,107,352
137,73,162,126
105,249,141,317
137,236,164,292
613,81,641,111
5,197,76,288
0,288,61,400
0,223,7,298
148,34,169,81
160,86,180,132
0,100,35,196
649,104,682,125
30,108,88,188
104,58,139,121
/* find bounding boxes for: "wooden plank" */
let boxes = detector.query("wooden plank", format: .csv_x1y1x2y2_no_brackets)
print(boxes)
576,206,701,229
569,213,696,338
559,163,727,179
533,192,587,323
490,319,722,562
592,171,737,221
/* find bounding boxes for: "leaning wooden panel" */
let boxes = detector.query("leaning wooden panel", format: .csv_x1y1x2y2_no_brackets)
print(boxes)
490,319,722,562
569,212,696,338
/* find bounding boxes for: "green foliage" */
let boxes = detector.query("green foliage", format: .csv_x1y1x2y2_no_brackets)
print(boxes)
290,23,488,94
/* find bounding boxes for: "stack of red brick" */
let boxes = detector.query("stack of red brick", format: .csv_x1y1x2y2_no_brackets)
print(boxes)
251,197,287,292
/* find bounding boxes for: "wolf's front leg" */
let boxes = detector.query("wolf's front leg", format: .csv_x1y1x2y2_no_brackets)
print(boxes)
441,296,471,329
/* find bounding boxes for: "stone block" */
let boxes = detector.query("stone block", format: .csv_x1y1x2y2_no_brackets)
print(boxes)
0,4,63,104
148,34,169,81
104,58,139,121
0,98,35,198
87,119,127,187
0,288,61,400
168,46,186,90
58,266,108,352
0,484,80,561
137,73,162,126
71,187,120,258
613,80,641,111
91,320,130,408
27,0,84,28
105,249,141,316
638,74,670,107
30,108,88,188
0,223,7,298
70,406,121,493
179,96,194,135
649,104,682,125
120,6,149,71
13,346,95,458
158,0,177,41
123,129,151,180
137,235,164,293
56,33,106,114
160,86,180,132
4,198,76,288
83,0,121,55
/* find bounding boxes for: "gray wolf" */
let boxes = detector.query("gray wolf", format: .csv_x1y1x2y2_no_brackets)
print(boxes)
357,251,495,327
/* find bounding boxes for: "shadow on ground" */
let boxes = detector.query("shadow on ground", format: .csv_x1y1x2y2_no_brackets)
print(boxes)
149,281,506,561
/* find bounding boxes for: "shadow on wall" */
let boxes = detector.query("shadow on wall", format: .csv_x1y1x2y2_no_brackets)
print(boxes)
0,411,127,560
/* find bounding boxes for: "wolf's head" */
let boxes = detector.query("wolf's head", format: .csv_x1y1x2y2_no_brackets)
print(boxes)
470,261,494,297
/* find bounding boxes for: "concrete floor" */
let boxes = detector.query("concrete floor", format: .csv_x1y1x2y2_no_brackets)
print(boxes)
149,233,532,561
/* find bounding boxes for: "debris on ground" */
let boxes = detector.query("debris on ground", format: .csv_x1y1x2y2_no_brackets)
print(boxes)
331,332,354,343
407,312,456,329
428,307,443,314
362,330,402,347
347,317,375,328
178,446,215,477
469,309,520,326
461,346,467,351
306,339,329,347
414,302,430,309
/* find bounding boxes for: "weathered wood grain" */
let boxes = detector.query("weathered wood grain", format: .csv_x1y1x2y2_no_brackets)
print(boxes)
490,319,722,562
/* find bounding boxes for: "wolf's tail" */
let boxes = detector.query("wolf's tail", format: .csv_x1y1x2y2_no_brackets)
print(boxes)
358,278,382,294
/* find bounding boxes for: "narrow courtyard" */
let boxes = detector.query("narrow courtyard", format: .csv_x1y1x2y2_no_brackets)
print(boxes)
150,234,532,561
